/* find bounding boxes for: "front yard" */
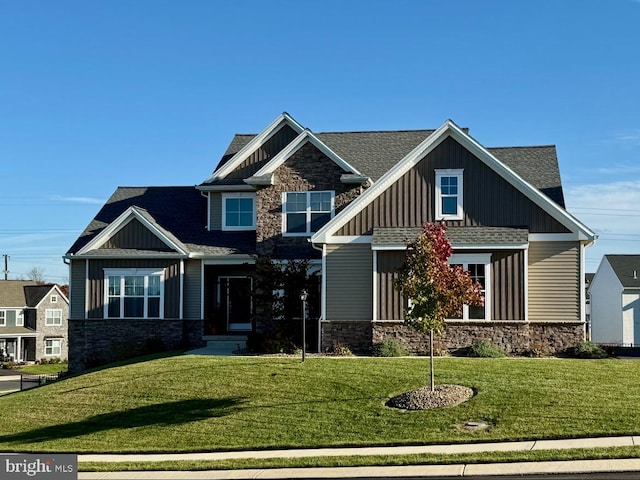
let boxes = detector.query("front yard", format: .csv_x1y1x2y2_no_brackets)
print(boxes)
0,355,638,453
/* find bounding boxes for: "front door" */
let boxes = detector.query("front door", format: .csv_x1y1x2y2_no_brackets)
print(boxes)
219,276,252,332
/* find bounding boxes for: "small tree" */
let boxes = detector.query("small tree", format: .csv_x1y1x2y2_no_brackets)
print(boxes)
394,222,483,390
26,267,46,283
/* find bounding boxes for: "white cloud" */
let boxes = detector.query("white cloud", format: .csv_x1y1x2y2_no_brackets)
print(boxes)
51,195,105,204
604,129,640,147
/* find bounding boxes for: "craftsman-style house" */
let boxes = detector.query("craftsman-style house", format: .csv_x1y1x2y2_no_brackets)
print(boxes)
66,113,596,371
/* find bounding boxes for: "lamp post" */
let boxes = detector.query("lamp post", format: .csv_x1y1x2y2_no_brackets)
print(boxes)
300,290,308,362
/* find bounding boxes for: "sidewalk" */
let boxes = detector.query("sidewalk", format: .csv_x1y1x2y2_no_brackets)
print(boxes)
77,436,640,478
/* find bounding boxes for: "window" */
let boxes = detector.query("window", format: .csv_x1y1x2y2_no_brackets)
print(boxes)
45,309,63,326
51,295,58,303
104,269,164,319
0,311,4,326
283,191,334,235
435,169,463,220
16,311,24,327
222,193,256,231
44,338,62,357
448,254,490,320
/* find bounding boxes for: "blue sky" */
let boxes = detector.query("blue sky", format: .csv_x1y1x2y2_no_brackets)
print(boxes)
1,0,639,282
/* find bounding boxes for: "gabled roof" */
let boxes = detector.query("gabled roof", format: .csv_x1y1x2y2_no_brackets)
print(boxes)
245,129,363,185
213,129,565,206
201,112,305,184
605,255,640,288
0,281,62,308
67,187,256,257
312,120,596,244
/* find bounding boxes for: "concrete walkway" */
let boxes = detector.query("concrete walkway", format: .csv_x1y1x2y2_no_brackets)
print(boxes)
77,436,640,478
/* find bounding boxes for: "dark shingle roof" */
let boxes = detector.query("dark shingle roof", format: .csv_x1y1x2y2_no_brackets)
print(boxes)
214,131,564,206
67,187,256,256
372,226,530,247
606,255,640,288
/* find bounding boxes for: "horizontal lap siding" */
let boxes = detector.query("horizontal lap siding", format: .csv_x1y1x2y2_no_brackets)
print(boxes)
377,251,406,321
337,136,569,235
528,241,580,321
70,259,86,319
326,244,373,321
87,259,181,319
184,259,202,319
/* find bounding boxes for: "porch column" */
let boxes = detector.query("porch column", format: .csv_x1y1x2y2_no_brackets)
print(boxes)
16,337,22,362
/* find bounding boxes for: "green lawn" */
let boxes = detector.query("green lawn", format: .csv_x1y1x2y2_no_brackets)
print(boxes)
16,363,68,375
0,355,638,453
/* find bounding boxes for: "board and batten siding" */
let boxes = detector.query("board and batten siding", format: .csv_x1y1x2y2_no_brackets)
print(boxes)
183,259,203,319
376,249,525,321
225,125,299,180
325,243,373,321
337,136,569,236
528,241,580,322
99,219,172,251
86,259,181,319
69,259,86,319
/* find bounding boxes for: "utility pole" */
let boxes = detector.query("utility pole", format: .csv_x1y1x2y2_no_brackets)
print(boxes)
2,254,8,280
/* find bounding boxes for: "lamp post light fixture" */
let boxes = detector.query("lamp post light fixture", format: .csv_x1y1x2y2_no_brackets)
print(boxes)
300,290,308,362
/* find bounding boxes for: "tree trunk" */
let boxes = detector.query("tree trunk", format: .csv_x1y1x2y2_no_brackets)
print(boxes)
430,328,435,391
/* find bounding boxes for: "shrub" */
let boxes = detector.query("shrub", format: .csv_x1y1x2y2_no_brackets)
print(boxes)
247,330,297,354
143,336,167,355
521,342,546,358
331,342,353,356
467,340,507,358
570,341,609,359
371,339,409,357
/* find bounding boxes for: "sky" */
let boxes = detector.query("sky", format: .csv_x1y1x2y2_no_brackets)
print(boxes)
1,0,639,283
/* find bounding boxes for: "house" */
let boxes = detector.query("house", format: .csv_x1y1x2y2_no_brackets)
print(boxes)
589,255,640,346
0,280,69,362
65,113,596,371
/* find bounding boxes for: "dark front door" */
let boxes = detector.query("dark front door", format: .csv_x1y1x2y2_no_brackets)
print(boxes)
219,276,252,332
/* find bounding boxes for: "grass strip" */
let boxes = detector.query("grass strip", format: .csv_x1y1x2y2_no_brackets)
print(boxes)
80,446,640,472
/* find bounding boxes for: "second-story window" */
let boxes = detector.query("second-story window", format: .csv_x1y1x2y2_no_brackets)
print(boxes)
222,193,256,231
45,309,63,326
283,191,334,235
435,169,464,220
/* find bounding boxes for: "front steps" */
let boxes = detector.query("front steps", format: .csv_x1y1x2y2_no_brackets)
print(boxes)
187,335,248,356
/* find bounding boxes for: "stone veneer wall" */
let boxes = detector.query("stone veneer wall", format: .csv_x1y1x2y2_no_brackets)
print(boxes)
68,319,205,372
372,321,585,355
320,320,373,354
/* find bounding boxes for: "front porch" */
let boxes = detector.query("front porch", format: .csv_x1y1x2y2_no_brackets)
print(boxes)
0,331,37,362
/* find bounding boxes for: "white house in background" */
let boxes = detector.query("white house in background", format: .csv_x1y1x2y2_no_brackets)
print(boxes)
589,255,640,346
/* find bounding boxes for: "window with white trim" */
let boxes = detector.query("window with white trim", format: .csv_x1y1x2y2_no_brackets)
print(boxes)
51,295,58,303
448,254,490,320
44,338,62,356
104,269,164,319
16,310,24,326
222,193,256,231
283,191,334,235
45,309,63,326
435,169,463,220
0,311,5,327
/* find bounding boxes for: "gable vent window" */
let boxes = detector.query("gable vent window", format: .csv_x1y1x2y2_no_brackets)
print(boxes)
435,169,464,220
283,191,334,236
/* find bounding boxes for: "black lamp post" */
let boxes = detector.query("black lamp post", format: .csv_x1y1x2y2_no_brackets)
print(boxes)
300,290,308,362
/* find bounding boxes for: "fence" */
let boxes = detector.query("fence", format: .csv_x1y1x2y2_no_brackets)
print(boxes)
19,372,64,391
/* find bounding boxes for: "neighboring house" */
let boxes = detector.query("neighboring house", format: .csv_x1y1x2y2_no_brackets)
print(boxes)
589,255,640,346
585,272,594,339
65,112,596,371
0,281,69,362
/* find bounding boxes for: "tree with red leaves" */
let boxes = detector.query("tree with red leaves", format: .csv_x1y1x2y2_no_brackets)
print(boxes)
394,222,484,390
